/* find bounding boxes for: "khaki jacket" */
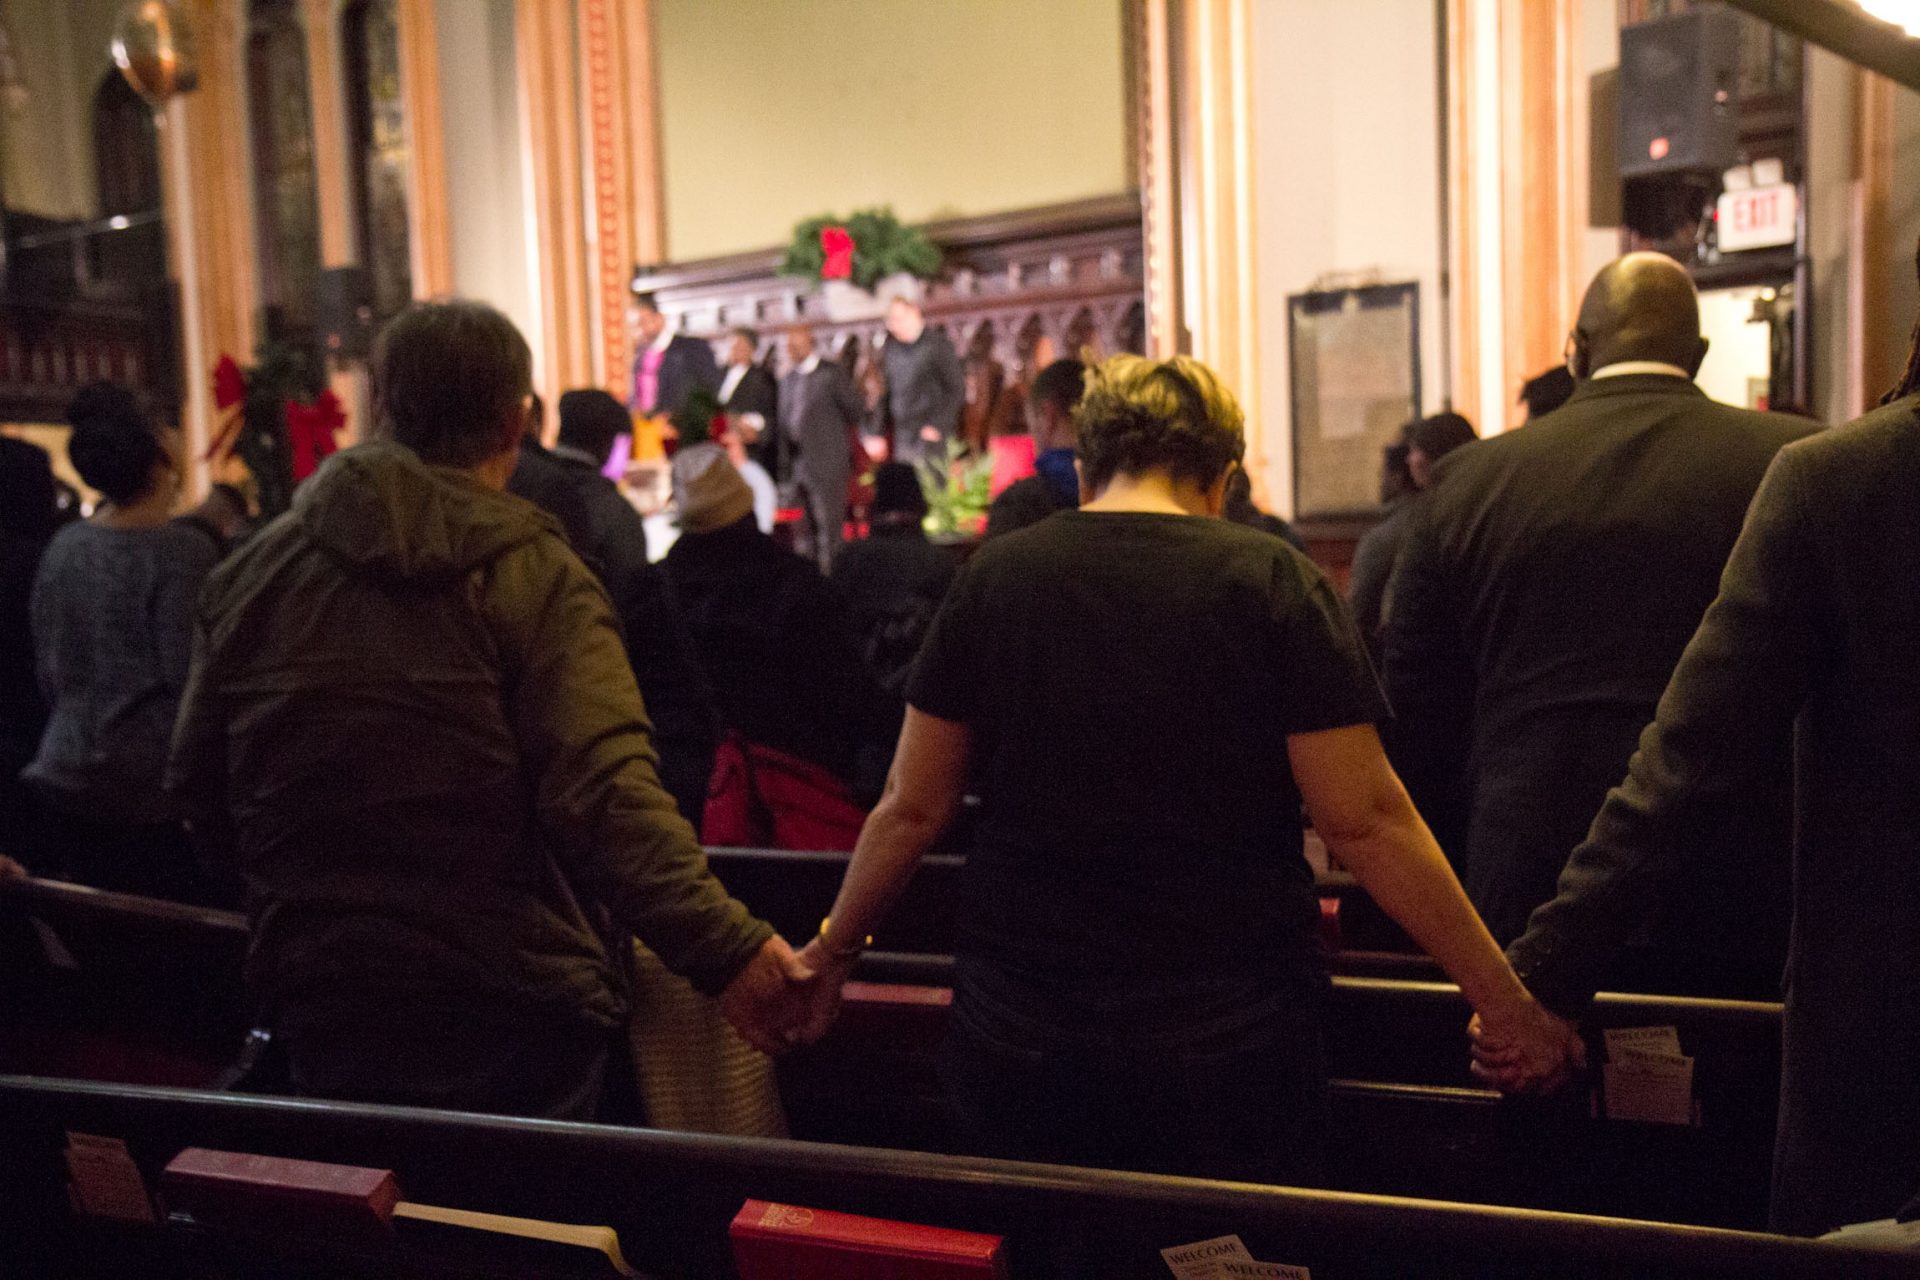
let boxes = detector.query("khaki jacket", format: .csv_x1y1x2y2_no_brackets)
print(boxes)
167,441,770,1035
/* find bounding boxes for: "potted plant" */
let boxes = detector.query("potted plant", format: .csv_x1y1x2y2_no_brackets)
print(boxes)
913,440,992,541
780,207,942,321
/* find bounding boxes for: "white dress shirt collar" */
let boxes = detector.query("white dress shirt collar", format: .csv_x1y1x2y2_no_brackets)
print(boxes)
648,325,674,355
798,353,821,376
1591,360,1692,381
718,363,749,403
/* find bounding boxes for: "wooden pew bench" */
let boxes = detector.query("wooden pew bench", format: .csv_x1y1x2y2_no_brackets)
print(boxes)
780,979,1785,1230
0,876,249,1087
2,1075,1908,1280
0,874,1785,1229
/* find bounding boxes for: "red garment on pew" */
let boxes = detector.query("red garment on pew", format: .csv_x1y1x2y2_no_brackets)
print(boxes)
731,1200,1005,1279
702,737,866,852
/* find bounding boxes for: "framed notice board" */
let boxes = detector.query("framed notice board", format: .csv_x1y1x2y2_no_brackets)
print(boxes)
1287,282,1422,520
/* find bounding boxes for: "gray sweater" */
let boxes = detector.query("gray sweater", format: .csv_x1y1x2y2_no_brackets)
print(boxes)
25,520,218,823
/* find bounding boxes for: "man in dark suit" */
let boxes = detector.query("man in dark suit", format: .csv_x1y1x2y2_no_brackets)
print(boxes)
780,325,866,571
1499,364,1920,1236
717,326,782,481
628,291,719,423
1383,253,1812,998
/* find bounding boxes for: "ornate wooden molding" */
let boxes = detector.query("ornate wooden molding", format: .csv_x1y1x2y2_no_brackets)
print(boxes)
628,196,1144,381
395,0,453,297
580,0,664,395
516,0,592,414
1136,0,1180,360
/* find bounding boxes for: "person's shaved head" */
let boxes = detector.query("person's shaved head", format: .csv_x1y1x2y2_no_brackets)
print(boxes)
1568,252,1708,379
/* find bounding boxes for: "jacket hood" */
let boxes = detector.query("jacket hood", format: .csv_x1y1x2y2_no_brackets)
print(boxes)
294,440,555,582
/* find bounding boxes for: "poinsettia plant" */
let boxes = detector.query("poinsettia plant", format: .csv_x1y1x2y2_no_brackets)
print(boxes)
206,342,344,519
779,208,941,291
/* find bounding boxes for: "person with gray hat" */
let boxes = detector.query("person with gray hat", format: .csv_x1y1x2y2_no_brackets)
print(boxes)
664,447,890,847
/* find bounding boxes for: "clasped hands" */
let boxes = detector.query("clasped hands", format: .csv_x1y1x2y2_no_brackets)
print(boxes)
1468,999,1587,1096
717,934,858,1057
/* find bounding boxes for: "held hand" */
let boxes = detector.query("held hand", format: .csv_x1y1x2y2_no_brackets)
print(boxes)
788,938,857,1046
1467,1001,1586,1096
717,935,819,1057
918,425,942,444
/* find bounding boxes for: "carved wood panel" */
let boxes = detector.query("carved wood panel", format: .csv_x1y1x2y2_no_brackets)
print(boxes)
629,194,1146,410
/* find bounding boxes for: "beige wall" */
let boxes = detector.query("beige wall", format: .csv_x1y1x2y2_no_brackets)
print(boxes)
1250,0,1446,516
653,0,1131,262
432,0,536,342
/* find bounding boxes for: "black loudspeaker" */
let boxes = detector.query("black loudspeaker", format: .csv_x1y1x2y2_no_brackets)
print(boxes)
1618,3,1742,180
317,266,375,362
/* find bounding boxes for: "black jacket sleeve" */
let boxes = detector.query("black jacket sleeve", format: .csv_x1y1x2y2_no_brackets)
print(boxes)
1507,448,1823,1014
1379,494,1474,862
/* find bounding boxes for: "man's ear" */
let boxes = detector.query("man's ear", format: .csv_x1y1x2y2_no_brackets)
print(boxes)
1567,331,1591,380
1206,467,1235,518
503,397,533,453
1685,336,1710,378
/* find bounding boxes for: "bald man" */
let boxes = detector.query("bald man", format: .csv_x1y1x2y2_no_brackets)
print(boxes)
1381,253,1812,999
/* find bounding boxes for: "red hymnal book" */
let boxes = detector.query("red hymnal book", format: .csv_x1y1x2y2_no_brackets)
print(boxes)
731,1200,1006,1279
162,1148,400,1236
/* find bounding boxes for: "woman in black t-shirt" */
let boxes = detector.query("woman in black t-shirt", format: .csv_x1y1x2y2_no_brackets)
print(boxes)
783,355,1579,1184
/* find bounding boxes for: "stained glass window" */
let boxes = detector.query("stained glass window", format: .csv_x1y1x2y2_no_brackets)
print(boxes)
344,0,413,322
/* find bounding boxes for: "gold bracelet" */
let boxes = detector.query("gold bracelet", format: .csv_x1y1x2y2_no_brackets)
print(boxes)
818,916,872,962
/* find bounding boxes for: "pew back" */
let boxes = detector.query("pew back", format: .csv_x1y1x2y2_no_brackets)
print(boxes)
0,1076,1905,1280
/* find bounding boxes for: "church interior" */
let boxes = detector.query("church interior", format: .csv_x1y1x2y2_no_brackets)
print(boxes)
7,1,1920,1277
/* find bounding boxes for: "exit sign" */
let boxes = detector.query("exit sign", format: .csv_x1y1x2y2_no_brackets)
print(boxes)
1717,184,1798,253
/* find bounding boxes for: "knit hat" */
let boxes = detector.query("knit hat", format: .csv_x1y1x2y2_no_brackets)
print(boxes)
672,442,754,534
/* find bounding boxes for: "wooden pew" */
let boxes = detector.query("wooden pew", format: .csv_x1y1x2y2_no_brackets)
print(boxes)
2,1075,1908,1280
0,876,249,1087
0,875,1785,1228
779,978,1786,1230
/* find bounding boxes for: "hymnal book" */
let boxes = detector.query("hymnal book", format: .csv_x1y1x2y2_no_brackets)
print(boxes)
730,1200,1006,1278
162,1149,638,1275
162,1148,399,1235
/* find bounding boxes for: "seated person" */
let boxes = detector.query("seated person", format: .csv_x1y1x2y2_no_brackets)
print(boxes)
25,384,224,903
510,390,720,823
167,301,806,1120
789,355,1576,1184
664,446,891,849
985,359,1085,540
831,462,959,698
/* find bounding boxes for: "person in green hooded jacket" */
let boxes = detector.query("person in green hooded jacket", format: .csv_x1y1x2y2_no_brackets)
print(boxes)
166,300,810,1120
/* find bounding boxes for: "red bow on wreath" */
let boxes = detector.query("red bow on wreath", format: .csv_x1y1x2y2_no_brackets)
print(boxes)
820,225,854,281
286,389,346,481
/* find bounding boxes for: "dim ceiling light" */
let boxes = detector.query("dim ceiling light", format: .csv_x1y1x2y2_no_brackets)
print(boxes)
1857,0,1920,37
